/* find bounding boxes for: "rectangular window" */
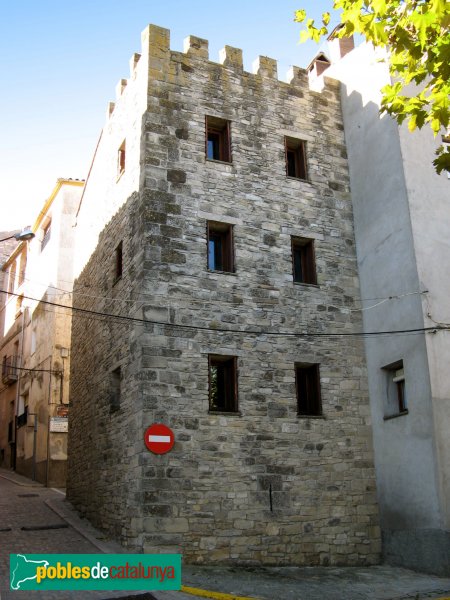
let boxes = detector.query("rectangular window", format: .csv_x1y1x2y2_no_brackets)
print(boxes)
18,249,27,287
114,241,123,282
118,140,126,177
110,367,121,413
208,355,238,412
383,360,407,418
292,237,317,284
207,222,234,272
7,262,16,295
41,220,51,252
15,295,23,317
17,394,28,428
285,137,307,179
206,116,231,162
296,363,322,416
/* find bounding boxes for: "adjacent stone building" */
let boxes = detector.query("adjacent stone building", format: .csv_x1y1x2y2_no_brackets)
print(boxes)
0,179,83,486
67,25,381,564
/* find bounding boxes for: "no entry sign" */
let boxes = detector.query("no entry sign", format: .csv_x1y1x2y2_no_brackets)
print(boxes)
144,423,175,455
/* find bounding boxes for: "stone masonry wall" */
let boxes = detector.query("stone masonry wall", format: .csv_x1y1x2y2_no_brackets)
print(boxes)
68,25,381,565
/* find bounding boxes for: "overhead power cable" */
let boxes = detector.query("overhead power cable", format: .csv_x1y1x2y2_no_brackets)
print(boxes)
1,289,447,339
9,365,62,375
19,276,428,312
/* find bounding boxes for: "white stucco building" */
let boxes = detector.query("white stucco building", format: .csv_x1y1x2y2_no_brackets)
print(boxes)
0,178,83,486
309,36,450,575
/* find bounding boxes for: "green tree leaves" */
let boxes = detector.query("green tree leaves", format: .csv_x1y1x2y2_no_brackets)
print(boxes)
295,0,450,174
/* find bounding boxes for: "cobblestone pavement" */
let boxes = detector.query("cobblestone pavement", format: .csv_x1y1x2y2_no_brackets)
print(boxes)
0,470,190,600
1,468,450,600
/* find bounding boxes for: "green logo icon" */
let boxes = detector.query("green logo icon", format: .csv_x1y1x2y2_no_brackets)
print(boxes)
11,554,50,590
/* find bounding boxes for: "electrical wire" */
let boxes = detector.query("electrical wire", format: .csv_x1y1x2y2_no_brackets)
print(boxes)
9,365,62,375
19,276,428,313
32,303,432,341
1,289,447,339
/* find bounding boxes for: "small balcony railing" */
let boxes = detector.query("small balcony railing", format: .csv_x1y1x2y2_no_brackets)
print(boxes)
2,355,18,384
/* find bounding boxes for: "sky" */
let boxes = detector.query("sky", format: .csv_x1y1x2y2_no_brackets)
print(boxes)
0,0,334,231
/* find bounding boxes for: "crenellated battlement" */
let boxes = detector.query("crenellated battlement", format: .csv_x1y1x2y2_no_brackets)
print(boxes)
105,24,324,122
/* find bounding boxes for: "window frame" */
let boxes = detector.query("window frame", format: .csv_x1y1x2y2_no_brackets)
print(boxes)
208,354,238,413
207,221,235,273
291,237,317,285
7,262,16,296
295,363,322,417
383,360,408,419
41,219,52,252
285,137,308,180
18,248,27,287
117,140,126,178
110,366,122,413
206,116,231,163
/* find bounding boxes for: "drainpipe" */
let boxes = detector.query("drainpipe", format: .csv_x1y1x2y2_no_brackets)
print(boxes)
13,307,26,471
45,356,52,487
59,360,64,405
46,414,50,487
32,413,37,481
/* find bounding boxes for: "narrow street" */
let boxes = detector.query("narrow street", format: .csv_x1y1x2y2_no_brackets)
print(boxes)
0,470,189,600
1,468,450,600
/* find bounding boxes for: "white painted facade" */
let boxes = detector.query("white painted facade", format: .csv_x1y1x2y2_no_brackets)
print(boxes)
310,40,450,575
0,179,83,486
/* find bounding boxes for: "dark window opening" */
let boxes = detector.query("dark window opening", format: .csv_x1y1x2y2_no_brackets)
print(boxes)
296,363,322,416
207,222,234,272
206,116,231,162
17,406,28,428
396,378,406,413
292,237,317,284
383,360,407,418
285,137,307,179
118,140,126,177
209,355,237,412
110,367,121,413
114,241,123,282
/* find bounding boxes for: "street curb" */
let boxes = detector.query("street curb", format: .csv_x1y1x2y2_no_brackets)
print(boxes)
0,472,43,487
45,498,122,554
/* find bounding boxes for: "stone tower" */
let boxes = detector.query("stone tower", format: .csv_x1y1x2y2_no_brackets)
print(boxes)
67,25,380,565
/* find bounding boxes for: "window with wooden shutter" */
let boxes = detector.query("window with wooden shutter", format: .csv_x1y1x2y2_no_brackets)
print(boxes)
292,237,317,284
208,355,238,412
118,140,126,177
285,137,307,180
206,116,231,163
207,222,234,272
296,363,322,416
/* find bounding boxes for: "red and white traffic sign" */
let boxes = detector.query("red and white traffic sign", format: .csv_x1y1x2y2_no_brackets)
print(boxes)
144,423,175,455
